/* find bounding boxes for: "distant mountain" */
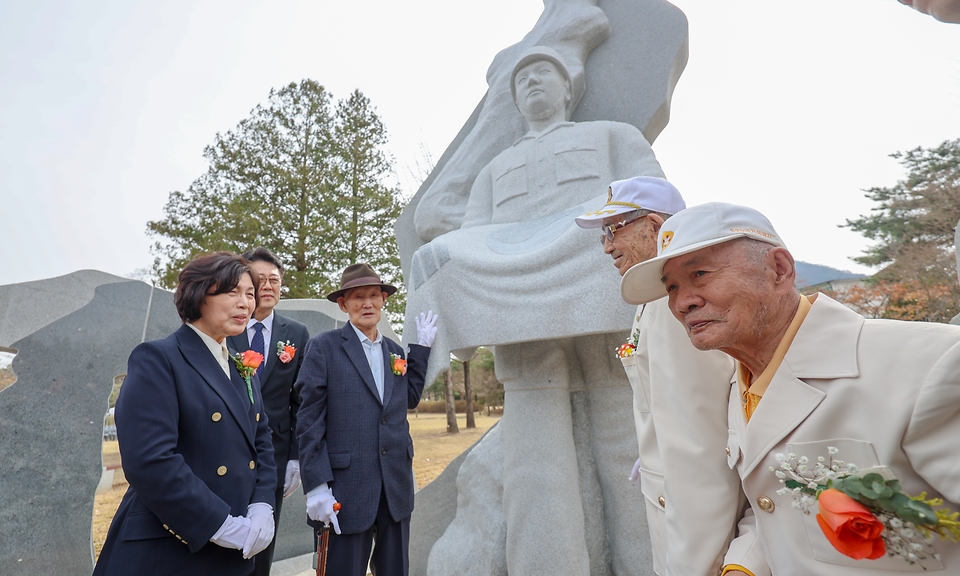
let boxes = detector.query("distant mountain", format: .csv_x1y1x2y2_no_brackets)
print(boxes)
795,261,866,289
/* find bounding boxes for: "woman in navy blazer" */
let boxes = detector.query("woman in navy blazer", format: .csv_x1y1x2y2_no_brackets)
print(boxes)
94,253,278,576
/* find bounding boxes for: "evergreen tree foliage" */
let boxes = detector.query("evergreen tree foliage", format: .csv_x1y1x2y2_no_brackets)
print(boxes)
842,138,960,321
147,80,406,324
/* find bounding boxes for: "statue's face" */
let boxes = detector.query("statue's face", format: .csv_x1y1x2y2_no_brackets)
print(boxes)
513,60,570,120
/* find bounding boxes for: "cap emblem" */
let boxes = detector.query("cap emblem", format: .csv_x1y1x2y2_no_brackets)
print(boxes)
661,231,674,251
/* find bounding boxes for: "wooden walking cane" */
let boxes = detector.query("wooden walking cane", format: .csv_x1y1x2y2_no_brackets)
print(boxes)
313,502,341,576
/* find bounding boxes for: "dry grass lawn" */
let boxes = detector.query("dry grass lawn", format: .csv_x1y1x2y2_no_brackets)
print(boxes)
0,367,16,392
91,411,499,560
409,412,499,489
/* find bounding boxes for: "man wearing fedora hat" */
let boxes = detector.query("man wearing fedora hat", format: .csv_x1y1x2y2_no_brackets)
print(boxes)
576,178,765,576
294,263,437,576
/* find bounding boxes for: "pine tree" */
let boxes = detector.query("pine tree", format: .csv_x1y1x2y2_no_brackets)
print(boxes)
842,138,960,322
148,80,406,324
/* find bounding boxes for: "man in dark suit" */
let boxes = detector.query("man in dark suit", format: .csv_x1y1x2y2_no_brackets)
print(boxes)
227,247,310,576
295,263,437,576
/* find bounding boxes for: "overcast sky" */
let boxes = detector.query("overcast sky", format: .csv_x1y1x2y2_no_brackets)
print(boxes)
1,0,957,286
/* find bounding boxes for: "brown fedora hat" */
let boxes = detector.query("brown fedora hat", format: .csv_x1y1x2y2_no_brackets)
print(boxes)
325,263,397,302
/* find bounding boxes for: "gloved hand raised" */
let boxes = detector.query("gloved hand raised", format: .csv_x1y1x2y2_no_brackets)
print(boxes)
242,502,275,559
283,459,301,498
306,484,341,535
416,310,439,347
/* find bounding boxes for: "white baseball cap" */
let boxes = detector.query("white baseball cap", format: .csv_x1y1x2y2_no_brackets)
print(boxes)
620,202,785,305
575,176,686,228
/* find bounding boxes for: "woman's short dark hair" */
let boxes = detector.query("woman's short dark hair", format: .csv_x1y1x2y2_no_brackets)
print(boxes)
241,247,284,276
174,252,259,322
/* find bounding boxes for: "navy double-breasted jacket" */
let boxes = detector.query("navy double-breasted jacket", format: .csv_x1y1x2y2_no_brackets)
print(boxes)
295,322,429,534
94,324,277,576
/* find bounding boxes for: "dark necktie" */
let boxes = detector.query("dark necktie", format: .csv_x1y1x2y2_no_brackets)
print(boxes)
251,322,266,378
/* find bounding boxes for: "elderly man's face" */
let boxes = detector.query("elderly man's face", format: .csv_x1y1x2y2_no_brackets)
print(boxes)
601,213,660,276
338,285,386,336
514,60,570,120
660,241,774,356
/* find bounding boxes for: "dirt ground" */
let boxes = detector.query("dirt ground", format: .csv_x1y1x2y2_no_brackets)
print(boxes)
91,411,499,559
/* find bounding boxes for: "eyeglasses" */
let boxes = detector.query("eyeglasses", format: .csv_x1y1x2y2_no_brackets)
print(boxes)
259,276,282,288
600,213,647,245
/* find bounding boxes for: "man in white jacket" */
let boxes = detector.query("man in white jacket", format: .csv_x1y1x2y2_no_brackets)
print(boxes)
621,202,960,575
576,178,763,576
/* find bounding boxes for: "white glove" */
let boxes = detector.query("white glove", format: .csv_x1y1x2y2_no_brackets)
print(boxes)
306,483,341,535
416,310,439,347
210,514,251,550
283,459,301,498
628,457,642,482
242,502,275,559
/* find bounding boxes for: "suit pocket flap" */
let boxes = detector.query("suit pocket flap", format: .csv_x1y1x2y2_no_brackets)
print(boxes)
407,444,414,458
639,468,666,509
120,511,172,542
277,413,291,434
329,453,350,469
493,161,528,207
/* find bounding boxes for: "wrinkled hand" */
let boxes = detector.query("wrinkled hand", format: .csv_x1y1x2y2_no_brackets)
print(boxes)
416,310,439,347
283,460,301,498
242,502,275,559
306,484,341,535
628,457,642,482
210,514,250,550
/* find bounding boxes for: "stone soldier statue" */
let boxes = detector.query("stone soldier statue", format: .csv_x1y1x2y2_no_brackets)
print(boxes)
407,43,663,574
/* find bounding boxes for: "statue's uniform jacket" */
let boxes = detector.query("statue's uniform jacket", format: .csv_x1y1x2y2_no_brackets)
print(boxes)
462,121,662,228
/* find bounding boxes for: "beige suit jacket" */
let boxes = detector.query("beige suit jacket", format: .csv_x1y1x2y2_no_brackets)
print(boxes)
623,297,747,575
724,294,960,574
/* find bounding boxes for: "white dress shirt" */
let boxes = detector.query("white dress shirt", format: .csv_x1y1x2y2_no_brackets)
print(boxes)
186,322,230,378
350,323,384,401
246,311,275,355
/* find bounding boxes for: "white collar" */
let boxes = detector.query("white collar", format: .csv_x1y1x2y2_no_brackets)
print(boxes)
185,322,230,373
513,121,574,146
350,321,382,345
248,310,275,333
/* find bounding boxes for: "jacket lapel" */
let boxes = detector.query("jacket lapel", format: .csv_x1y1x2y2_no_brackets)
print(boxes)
380,340,395,407
261,314,288,383
225,331,250,355
342,323,382,405
739,369,825,477
177,325,255,449
738,294,863,477
227,362,257,449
